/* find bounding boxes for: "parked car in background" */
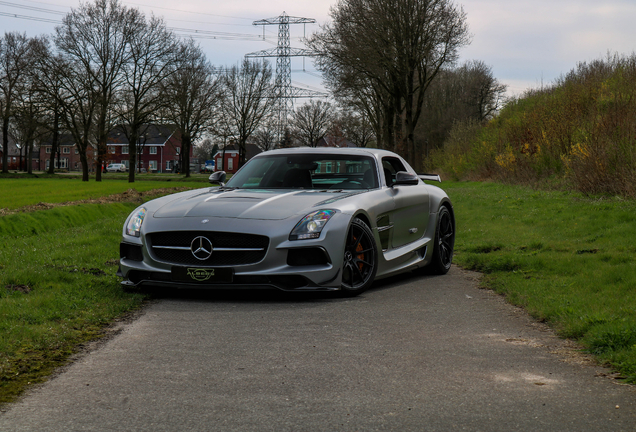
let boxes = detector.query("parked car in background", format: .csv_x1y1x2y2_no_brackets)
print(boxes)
106,163,127,172
203,162,215,173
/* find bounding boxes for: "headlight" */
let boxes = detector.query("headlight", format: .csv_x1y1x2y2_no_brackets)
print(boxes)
289,210,336,240
126,207,147,237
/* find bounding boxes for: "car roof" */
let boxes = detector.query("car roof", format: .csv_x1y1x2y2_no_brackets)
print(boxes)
258,147,398,158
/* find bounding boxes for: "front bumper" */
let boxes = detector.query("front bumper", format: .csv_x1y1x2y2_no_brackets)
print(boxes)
118,213,350,292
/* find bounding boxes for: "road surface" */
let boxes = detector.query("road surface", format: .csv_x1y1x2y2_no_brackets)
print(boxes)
1,267,634,431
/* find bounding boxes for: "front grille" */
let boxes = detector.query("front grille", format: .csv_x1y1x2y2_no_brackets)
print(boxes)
287,247,331,266
147,231,269,266
120,243,143,261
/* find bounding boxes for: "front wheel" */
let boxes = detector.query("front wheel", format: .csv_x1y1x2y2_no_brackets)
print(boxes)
340,218,378,296
427,206,455,275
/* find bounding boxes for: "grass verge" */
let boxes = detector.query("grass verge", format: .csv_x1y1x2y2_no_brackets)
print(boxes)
0,176,208,404
442,181,636,382
0,176,203,210
2,178,634,404
0,203,149,403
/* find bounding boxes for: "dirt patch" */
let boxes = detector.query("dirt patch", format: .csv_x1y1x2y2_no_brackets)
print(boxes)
0,187,192,217
456,267,626,383
5,285,31,294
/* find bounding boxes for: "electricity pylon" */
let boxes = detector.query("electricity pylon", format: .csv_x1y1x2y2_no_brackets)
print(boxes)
246,12,326,141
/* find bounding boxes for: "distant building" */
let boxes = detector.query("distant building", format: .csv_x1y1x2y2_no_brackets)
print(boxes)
38,124,188,173
106,124,187,173
38,133,93,172
212,143,262,174
315,135,357,148
0,133,40,171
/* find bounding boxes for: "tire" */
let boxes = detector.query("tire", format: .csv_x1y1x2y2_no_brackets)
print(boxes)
427,205,455,275
340,218,378,296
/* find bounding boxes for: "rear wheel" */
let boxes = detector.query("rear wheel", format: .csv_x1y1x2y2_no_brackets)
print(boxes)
340,218,377,295
428,206,455,275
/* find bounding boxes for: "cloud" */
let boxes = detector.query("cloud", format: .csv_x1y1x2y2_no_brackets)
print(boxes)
3,0,636,97
459,0,636,94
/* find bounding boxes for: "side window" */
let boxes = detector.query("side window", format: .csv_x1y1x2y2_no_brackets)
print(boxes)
381,157,407,186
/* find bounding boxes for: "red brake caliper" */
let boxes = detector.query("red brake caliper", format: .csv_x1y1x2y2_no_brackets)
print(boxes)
355,236,364,271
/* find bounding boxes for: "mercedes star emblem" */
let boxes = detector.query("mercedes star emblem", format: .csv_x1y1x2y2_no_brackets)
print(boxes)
190,236,213,260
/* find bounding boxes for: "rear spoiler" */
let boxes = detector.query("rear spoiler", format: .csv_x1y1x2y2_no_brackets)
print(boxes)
418,173,441,183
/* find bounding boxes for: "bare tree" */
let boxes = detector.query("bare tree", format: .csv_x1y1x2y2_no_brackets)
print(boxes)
55,0,143,181
458,60,507,122
416,60,507,155
309,0,470,171
161,39,219,177
335,79,390,151
117,14,177,182
0,32,38,173
193,137,216,162
220,59,274,167
338,111,375,148
12,42,49,174
253,119,278,152
52,53,99,181
209,114,235,171
31,39,84,176
291,100,333,147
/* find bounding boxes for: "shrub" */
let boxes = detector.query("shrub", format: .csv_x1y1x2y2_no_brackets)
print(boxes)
431,53,636,197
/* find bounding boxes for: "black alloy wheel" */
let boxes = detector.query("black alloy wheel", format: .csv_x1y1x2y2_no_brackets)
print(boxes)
429,205,455,274
341,218,377,295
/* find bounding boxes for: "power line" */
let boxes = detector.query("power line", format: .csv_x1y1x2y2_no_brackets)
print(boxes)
0,1,264,41
0,0,66,15
167,27,264,41
123,1,255,21
0,11,61,24
291,80,326,94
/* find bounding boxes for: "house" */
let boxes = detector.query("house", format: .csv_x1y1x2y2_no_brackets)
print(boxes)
315,135,357,148
0,133,41,171
38,124,187,173
39,133,94,172
212,143,262,174
106,124,187,173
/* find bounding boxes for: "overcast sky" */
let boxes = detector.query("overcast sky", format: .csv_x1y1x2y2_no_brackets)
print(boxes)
2,0,636,97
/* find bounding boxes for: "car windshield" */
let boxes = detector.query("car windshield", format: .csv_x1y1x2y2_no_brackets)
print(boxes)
225,154,379,190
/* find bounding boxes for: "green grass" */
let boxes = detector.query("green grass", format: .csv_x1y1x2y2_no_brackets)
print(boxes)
0,203,146,403
0,176,205,209
442,181,636,382
0,176,210,403
2,177,635,404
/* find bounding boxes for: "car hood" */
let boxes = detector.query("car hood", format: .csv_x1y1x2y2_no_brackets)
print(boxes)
152,189,364,220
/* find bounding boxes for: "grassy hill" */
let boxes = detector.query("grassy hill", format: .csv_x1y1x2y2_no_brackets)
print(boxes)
431,53,636,198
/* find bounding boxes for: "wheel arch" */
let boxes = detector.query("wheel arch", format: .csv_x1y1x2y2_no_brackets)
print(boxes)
440,199,456,232
426,186,455,241
350,210,372,229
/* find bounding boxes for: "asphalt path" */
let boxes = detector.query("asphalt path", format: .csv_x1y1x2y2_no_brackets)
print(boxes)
1,267,635,431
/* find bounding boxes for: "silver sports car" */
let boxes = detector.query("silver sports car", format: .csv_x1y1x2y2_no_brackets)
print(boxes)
118,148,455,295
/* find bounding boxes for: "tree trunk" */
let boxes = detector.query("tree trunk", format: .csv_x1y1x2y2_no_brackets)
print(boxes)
128,131,138,183
2,116,9,173
182,134,191,178
238,139,246,168
27,138,34,174
95,108,108,182
96,141,105,181
221,141,227,172
79,150,89,182
48,110,60,175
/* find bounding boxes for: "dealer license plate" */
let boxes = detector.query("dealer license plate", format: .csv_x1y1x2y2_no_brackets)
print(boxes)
171,267,233,284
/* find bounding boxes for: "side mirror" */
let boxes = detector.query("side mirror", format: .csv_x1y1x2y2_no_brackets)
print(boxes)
209,171,226,186
393,171,419,186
